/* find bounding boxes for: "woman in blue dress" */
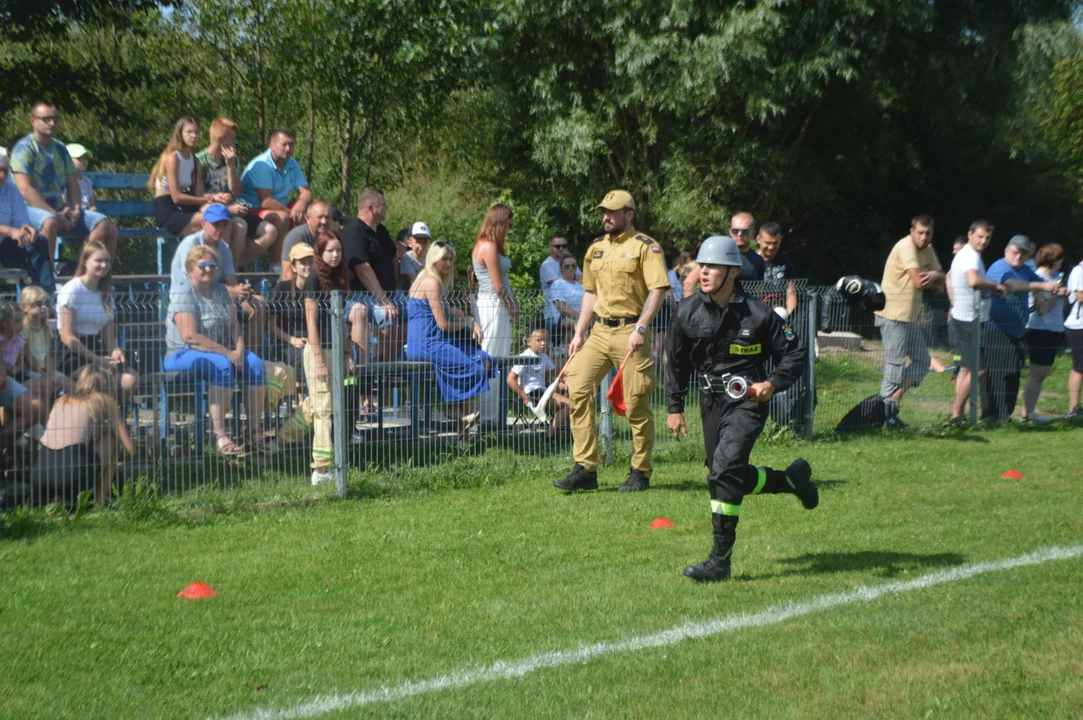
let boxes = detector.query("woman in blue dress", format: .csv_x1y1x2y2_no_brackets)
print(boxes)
406,241,494,439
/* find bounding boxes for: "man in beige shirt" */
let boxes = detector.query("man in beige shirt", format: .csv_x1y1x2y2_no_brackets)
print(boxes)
874,214,945,426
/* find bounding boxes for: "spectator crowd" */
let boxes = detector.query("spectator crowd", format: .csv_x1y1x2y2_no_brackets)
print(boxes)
2,102,1082,507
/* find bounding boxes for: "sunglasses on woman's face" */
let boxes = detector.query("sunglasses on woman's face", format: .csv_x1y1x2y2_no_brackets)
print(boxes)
33,300,50,308
562,264,577,270
197,262,219,271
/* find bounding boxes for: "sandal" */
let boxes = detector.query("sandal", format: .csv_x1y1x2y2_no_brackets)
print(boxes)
457,412,479,444
216,434,246,457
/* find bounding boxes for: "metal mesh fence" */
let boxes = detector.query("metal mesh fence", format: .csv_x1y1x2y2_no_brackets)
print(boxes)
1,280,1077,510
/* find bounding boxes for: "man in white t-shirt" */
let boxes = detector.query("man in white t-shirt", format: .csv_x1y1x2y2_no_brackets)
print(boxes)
948,219,1005,422
1065,260,1083,418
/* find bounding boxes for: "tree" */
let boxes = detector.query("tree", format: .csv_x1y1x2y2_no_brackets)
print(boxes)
477,0,1079,278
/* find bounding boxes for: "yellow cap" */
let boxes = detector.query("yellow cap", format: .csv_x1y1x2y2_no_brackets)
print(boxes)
596,190,635,211
288,243,316,262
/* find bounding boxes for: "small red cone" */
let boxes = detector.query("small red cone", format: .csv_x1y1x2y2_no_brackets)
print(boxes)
606,368,627,416
1001,470,1024,480
177,581,219,600
649,517,676,529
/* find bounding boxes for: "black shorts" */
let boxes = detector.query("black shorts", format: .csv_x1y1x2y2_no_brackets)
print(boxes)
1067,329,1083,373
950,318,982,370
153,195,199,236
244,211,265,238
1025,328,1064,367
30,444,102,506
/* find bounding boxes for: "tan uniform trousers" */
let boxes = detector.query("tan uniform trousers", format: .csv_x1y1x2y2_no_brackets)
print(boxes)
565,323,655,474
275,346,334,469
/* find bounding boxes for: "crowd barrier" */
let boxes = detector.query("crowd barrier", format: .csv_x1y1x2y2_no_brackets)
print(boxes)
1,283,1075,508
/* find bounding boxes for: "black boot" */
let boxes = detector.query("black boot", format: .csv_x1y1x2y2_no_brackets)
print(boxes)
618,467,650,492
784,458,818,509
554,463,599,491
684,515,737,582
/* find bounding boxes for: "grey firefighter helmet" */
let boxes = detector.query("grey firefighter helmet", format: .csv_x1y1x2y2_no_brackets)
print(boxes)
696,235,742,266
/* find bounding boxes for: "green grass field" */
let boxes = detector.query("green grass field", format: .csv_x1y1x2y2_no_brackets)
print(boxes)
3,421,1082,719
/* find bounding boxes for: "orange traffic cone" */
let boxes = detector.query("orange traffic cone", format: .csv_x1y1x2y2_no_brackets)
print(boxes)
177,581,219,600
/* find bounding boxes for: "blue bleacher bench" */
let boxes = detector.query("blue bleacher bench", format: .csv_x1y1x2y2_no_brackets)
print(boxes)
57,172,179,274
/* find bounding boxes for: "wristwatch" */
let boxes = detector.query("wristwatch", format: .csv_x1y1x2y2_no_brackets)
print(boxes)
635,325,647,335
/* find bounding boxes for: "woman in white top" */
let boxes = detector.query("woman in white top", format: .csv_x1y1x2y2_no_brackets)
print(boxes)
550,251,585,343
1023,243,1066,423
56,241,139,397
471,204,518,425
149,116,208,237
1065,258,1083,418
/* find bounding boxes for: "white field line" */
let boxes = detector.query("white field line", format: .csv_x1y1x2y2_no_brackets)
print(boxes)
221,543,1083,720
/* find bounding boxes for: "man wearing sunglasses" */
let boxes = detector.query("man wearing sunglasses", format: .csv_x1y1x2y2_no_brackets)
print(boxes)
540,234,572,332
10,102,119,261
555,190,670,493
682,212,766,297
169,204,267,351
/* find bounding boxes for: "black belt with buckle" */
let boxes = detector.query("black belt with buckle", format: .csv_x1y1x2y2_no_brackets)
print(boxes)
596,316,638,327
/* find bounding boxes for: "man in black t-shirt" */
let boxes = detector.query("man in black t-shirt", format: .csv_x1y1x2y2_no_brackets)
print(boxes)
341,188,404,361
756,221,798,316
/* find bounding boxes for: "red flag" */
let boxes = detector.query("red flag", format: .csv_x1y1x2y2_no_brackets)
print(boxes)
606,368,627,416
605,350,634,417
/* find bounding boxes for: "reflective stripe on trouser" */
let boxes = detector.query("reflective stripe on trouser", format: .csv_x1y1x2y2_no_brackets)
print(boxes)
278,396,313,445
303,344,334,470
701,393,789,509
262,360,296,412
711,499,742,516
564,323,655,474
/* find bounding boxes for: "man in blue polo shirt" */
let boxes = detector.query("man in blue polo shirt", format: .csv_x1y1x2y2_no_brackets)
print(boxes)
240,128,313,271
983,234,1065,421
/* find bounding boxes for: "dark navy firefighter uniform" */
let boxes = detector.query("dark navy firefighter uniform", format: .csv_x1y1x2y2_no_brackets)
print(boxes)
666,286,818,581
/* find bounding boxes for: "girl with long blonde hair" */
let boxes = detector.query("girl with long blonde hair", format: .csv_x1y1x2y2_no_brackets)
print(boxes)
149,116,208,236
407,242,493,441
31,365,133,506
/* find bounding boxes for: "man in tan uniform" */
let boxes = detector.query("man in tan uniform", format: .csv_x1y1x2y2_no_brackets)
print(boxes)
555,190,671,492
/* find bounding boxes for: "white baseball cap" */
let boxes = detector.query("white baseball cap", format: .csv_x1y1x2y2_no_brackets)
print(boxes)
0,147,9,168
410,221,431,238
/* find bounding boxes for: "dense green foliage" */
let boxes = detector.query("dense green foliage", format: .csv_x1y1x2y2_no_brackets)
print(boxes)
1,1,1082,279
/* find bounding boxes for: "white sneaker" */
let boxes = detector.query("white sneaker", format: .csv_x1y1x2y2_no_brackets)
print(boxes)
310,469,334,486
1025,413,1053,424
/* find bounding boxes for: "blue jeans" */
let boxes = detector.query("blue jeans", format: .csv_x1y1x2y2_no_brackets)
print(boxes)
164,349,265,388
0,234,56,295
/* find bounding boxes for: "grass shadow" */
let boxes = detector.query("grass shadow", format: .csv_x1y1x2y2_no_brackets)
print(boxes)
750,550,966,581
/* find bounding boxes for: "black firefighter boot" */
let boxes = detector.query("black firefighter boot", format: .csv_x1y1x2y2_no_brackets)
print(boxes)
554,464,599,491
684,514,737,582
783,458,819,510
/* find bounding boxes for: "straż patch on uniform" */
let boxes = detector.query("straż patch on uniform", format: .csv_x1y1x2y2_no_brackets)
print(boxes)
729,343,762,356
592,250,604,259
